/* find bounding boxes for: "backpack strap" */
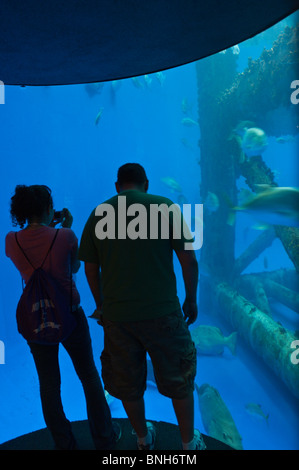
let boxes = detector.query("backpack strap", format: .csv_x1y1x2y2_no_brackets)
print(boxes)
15,232,35,269
15,229,59,269
40,229,59,268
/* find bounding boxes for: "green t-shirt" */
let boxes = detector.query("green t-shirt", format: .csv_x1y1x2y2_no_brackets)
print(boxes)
78,190,192,321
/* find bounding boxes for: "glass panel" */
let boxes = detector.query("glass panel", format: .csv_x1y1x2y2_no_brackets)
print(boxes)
0,11,298,450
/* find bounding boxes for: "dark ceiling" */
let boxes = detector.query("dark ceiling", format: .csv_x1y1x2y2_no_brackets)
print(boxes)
0,0,298,86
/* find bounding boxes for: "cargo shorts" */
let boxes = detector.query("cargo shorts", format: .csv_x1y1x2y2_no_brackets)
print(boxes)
100,309,197,401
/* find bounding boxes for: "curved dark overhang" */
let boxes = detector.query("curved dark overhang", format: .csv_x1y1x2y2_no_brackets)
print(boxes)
0,0,298,86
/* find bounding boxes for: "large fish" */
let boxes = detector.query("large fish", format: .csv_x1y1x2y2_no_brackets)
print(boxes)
161,176,182,193
195,383,243,450
241,127,268,157
191,325,237,356
228,186,299,228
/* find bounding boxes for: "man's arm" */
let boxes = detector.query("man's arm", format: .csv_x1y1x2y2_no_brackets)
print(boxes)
174,248,199,325
84,262,103,310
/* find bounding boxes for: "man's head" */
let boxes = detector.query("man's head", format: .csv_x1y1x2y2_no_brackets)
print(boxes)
115,163,149,193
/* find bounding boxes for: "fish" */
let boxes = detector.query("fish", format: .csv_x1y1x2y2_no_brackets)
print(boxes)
180,138,195,151
245,403,269,424
85,82,105,98
195,383,243,450
155,71,166,86
144,74,152,88
181,98,193,115
111,80,122,92
204,192,219,213
241,127,268,157
233,121,256,137
95,107,104,125
227,186,299,228
181,117,199,127
191,325,237,356
275,136,294,144
220,45,240,55
229,121,256,164
232,45,240,55
161,177,182,193
131,76,144,89
237,188,255,205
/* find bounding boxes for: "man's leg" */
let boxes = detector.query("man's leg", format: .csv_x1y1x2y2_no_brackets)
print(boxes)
172,392,194,444
122,397,148,438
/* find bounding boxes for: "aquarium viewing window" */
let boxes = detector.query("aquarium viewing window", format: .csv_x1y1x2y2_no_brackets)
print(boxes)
0,5,298,452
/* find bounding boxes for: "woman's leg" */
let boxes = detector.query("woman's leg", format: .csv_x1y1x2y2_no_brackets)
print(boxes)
63,308,115,450
29,342,76,449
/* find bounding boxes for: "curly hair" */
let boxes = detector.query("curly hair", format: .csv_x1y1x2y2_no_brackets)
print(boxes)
10,185,53,228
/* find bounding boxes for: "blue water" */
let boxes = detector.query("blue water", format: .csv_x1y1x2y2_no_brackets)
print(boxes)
0,14,298,450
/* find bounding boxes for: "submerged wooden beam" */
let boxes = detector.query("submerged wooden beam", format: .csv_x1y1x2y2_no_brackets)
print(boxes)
213,280,299,400
274,226,299,275
263,279,299,315
236,272,299,314
241,268,299,291
235,275,272,316
233,227,276,278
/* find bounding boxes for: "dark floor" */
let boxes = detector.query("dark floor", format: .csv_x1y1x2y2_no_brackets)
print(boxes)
0,418,233,451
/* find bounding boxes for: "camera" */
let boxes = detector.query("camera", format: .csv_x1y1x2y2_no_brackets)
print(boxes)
53,210,63,222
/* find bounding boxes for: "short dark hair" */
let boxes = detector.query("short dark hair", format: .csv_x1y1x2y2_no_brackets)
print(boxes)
117,163,148,186
10,184,53,228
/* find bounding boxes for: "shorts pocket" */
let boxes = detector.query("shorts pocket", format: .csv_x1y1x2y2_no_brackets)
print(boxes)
180,344,197,388
156,310,182,334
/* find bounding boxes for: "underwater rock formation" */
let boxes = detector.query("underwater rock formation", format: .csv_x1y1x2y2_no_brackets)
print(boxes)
218,25,299,137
